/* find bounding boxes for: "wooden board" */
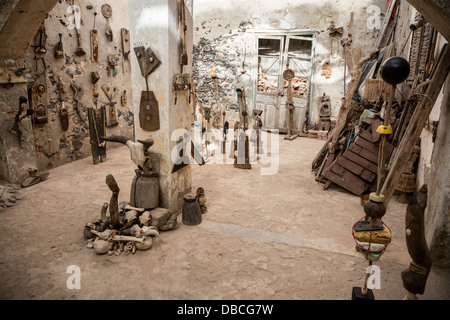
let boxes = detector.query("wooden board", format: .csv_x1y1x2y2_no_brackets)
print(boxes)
348,143,378,164
336,156,376,182
87,106,106,164
342,150,378,173
355,135,379,156
322,163,368,196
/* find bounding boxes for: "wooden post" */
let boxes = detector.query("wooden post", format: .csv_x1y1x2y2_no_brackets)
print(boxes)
381,45,450,206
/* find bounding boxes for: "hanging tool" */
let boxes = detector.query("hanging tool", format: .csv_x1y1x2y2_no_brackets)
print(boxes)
9,96,34,146
57,75,69,131
29,73,48,125
121,28,130,72
34,24,47,54
102,4,113,42
54,33,64,58
134,43,162,131
121,90,127,106
71,82,87,122
91,71,100,107
70,1,85,57
74,27,86,57
283,65,298,141
101,84,119,127
91,12,99,62
107,54,119,77
179,0,188,68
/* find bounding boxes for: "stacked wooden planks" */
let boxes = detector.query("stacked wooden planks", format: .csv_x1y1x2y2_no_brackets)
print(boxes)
321,129,393,196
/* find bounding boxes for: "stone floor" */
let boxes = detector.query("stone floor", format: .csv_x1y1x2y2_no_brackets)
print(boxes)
0,133,448,300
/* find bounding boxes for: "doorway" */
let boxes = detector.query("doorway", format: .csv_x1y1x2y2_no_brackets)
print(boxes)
253,33,315,133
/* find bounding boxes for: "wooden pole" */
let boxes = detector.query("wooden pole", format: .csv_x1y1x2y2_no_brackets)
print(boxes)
381,44,450,206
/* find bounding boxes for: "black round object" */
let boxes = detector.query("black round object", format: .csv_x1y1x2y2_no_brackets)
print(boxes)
363,199,386,219
380,57,410,85
19,96,28,104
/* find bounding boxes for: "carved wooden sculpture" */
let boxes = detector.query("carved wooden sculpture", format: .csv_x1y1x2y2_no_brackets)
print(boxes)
402,185,432,299
105,174,121,229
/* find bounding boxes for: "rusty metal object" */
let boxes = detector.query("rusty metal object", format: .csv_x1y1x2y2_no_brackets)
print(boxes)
102,4,113,42
139,90,160,131
134,44,162,131
9,96,34,145
54,33,64,58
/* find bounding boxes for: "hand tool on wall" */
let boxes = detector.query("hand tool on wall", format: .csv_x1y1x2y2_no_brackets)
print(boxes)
121,90,127,106
173,73,191,105
71,82,87,122
91,71,100,107
29,73,48,125
134,43,162,131
101,4,113,42
101,84,119,127
91,12,99,62
121,28,130,72
34,24,47,54
57,75,69,131
179,0,188,68
54,33,64,58
107,54,119,77
74,27,86,57
9,96,34,146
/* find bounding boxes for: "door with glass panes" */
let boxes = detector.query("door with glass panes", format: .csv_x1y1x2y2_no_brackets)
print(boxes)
254,34,314,133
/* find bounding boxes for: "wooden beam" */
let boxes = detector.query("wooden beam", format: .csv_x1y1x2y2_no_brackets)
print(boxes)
406,0,450,42
381,44,450,206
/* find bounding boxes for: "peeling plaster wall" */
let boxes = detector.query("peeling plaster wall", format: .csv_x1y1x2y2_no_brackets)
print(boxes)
192,0,387,127
0,0,135,183
128,0,193,213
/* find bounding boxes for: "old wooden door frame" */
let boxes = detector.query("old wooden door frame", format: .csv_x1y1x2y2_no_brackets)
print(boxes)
252,30,316,131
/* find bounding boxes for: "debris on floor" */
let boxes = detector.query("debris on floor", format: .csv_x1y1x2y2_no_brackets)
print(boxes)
0,182,23,210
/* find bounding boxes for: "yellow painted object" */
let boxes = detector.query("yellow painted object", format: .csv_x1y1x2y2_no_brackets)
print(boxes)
376,125,393,135
353,225,392,245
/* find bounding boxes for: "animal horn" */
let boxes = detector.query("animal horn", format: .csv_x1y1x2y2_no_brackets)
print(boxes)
101,135,129,145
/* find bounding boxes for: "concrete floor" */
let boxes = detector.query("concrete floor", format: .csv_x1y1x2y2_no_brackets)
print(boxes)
0,133,448,300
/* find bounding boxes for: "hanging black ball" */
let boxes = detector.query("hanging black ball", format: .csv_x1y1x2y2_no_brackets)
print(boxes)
380,57,410,85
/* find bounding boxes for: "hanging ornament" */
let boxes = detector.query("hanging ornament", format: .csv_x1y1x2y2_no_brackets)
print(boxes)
351,56,410,300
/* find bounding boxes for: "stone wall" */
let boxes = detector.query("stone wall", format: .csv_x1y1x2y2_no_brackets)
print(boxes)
0,0,135,183
192,0,387,128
